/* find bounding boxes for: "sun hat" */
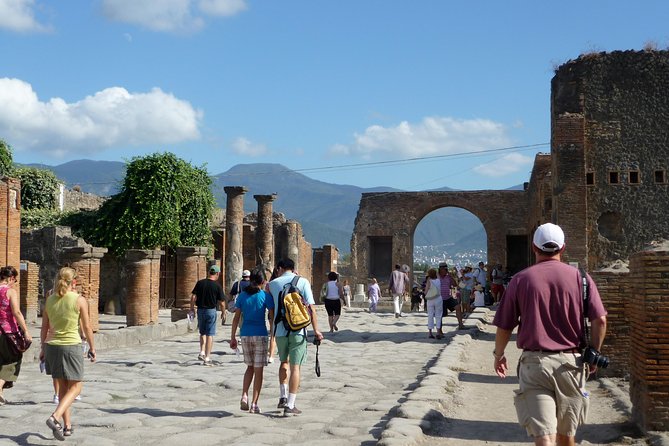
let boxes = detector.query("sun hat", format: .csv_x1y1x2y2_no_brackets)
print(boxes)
242,269,251,277
533,223,565,253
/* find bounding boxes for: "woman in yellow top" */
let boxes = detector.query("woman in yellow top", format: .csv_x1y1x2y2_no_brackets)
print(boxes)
40,267,96,441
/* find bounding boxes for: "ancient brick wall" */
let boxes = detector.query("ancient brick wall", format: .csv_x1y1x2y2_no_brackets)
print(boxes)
172,247,208,321
553,51,669,268
61,247,107,332
19,261,39,324
242,224,256,271
0,178,21,270
525,154,553,261
125,249,163,326
312,244,338,303
628,243,669,431
590,268,631,377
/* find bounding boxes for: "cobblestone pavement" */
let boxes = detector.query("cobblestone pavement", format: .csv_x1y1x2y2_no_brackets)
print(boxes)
0,307,457,446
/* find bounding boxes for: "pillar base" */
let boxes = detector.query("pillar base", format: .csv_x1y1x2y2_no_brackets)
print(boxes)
171,308,191,322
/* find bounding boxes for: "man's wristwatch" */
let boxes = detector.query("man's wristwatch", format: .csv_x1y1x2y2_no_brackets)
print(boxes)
493,350,504,359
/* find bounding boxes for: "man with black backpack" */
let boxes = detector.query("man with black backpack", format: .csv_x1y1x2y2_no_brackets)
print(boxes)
268,258,324,417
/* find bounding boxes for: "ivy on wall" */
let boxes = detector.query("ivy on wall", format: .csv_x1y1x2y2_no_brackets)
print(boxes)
0,139,12,177
13,167,60,210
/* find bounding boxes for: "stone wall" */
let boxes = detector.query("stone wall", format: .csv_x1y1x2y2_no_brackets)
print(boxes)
553,50,669,269
525,153,553,260
0,177,21,270
19,261,39,324
63,188,105,211
628,242,669,431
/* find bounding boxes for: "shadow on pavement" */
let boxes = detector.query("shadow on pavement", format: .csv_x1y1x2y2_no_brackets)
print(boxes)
0,432,52,445
458,371,519,385
100,407,232,418
425,414,529,443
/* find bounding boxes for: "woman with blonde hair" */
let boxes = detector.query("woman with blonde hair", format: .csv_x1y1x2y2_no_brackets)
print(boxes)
0,266,32,405
40,267,96,440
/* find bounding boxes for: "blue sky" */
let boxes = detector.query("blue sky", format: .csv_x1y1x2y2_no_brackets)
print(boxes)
1,0,668,191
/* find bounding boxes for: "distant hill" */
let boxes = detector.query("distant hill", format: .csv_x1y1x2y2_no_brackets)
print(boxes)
26,160,497,253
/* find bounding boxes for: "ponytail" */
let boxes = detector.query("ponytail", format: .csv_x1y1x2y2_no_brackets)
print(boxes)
55,267,76,297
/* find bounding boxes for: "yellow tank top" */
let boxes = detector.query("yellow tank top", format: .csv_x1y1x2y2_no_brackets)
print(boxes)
45,291,82,346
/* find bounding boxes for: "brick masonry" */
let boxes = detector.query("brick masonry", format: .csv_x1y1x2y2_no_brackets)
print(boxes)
124,249,163,327
0,178,21,270
312,244,339,304
628,244,669,431
19,260,39,324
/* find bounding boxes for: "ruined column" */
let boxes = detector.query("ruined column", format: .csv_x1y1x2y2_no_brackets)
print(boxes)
62,246,108,332
254,193,277,269
171,246,209,322
0,178,21,269
285,220,300,265
125,249,163,327
19,261,39,324
224,186,247,293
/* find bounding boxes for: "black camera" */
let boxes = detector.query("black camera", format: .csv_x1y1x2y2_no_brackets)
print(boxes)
583,346,609,369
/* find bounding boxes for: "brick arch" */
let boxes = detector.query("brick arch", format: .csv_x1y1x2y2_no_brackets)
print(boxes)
350,190,528,286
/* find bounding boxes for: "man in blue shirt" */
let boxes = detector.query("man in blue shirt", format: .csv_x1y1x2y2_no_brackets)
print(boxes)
268,258,324,416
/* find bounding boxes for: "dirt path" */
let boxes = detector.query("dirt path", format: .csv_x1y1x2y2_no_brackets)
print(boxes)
417,315,647,446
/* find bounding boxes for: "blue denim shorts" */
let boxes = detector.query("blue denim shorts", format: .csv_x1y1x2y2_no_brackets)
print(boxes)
197,308,217,336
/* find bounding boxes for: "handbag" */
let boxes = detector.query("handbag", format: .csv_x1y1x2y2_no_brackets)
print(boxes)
0,324,32,355
425,283,440,300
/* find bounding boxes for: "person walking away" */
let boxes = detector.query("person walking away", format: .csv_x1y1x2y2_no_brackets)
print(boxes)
388,264,410,318
437,263,464,331
230,269,274,414
226,269,250,324
368,278,381,313
266,267,279,364
0,266,32,405
423,268,443,339
190,265,226,365
268,258,324,416
342,279,352,308
491,263,505,303
462,266,475,314
41,267,96,440
493,223,608,446
323,272,344,333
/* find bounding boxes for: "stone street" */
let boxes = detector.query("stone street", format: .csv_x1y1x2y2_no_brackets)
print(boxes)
0,307,651,446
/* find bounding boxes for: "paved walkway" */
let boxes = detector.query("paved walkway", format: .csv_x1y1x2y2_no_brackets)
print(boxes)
1,306,664,446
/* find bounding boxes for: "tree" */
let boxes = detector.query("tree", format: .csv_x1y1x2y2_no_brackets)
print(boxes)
0,139,13,177
90,152,215,254
13,166,60,210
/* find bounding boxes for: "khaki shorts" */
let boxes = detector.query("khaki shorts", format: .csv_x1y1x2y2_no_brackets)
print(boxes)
276,333,308,366
514,351,589,437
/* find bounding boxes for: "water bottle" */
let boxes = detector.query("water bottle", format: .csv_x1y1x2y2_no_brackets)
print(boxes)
187,311,195,331
235,347,240,358
82,339,89,357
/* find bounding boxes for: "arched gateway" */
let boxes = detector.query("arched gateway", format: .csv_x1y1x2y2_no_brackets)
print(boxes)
350,190,529,286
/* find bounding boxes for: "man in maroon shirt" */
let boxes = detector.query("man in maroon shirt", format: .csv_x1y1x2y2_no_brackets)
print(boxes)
493,223,607,446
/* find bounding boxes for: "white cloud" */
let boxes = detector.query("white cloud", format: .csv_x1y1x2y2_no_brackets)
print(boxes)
231,137,268,157
198,0,247,16
102,0,246,32
330,116,512,159
0,78,202,158
0,0,50,32
473,153,533,177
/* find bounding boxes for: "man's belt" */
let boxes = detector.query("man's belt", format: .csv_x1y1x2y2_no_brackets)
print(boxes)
523,348,580,354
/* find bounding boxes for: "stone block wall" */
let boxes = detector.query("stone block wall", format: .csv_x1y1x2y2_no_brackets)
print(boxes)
0,178,21,270
19,261,39,324
628,243,669,431
590,268,631,377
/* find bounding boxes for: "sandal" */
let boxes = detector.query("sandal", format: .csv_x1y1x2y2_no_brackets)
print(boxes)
46,416,65,441
240,397,249,411
63,426,74,437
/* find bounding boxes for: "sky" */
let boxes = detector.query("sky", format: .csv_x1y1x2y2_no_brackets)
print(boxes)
1,0,668,192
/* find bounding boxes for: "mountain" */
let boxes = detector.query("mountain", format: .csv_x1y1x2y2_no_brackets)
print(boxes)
27,160,491,254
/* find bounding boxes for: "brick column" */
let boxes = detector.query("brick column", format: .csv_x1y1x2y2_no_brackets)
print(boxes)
254,194,277,269
125,249,163,327
629,244,669,431
171,246,209,322
0,178,21,269
62,246,108,332
19,261,39,324
312,244,338,304
224,186,247,293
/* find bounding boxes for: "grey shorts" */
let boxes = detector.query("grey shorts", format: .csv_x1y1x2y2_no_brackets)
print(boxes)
45,344,84,381
514,351,589,437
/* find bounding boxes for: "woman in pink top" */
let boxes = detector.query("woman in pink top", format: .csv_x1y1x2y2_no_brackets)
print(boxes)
0,266,32,405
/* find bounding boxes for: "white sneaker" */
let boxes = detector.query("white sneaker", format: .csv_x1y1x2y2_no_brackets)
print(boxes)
197,352,205,361
75,394,82,401
203,357,213,366
53,394,59,404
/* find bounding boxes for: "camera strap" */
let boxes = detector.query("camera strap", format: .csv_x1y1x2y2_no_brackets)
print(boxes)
578,267,590,349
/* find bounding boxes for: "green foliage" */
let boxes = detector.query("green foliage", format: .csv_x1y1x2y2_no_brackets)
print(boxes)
413,262,429,272
20,208,64,229
14,166,60,210
91,152,215,254
0,140,13,177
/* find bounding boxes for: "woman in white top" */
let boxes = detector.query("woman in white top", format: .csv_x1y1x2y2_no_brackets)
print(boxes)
423,268,443,339
323,272,344,333
342,280,352,308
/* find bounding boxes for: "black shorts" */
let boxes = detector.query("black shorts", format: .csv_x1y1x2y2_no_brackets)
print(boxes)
443,297,458,312
324,298,342,316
